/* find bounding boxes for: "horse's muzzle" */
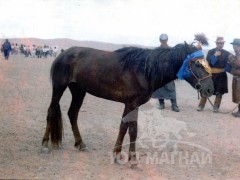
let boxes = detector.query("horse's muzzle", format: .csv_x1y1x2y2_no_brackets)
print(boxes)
201,87,214,97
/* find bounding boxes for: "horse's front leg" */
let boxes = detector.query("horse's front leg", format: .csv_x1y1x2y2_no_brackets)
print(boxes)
114,106,139,166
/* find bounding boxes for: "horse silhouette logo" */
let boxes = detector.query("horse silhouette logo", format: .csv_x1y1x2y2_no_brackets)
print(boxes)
109,103,212,166
137,107,195,151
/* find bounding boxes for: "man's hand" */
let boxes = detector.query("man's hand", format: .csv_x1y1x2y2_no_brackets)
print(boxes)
214,50,221,56
228,54,236,64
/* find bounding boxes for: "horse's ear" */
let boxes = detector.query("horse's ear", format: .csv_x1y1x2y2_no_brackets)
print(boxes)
184,41,191,52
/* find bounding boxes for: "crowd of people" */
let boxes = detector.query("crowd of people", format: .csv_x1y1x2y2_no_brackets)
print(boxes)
152,34,240,118
1,39,60,59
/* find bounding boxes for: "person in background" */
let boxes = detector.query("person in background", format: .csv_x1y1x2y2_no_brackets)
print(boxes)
152,33,180,112
197,37,230,112
2,39,12,60
228,38,240,117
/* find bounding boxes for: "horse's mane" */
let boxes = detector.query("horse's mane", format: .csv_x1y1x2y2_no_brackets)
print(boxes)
145,44,189,88
115,47,151,73
115,44,194,89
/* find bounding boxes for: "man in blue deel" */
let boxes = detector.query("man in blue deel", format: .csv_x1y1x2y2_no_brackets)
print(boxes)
2,39,12,60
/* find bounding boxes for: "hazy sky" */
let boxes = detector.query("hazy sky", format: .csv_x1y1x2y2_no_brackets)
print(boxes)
0,0,239,50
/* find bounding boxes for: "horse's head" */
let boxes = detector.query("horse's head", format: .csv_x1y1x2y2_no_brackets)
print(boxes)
184,56,214,97
177,34,214,97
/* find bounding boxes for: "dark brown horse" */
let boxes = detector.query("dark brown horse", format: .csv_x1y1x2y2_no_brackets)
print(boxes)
42,35,214,166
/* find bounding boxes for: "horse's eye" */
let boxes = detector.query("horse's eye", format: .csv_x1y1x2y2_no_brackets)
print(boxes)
195,61,202,67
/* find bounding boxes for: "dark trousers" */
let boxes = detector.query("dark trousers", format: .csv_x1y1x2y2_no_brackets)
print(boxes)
159,99,177,106
4,49,10,59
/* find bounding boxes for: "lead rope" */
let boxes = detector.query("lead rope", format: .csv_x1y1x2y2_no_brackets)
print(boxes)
207,98,240,114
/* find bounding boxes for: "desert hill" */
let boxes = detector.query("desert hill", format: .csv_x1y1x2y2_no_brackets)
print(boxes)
1,38,212,55
0,38,149,51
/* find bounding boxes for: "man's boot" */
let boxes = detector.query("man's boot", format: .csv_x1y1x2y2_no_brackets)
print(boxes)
197,97,207,111
159,99,165,109
171,99,180,112
232,104,240,117
213,94,222,113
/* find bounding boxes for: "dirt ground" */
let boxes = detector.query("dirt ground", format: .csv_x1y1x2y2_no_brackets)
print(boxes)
0,54,240,180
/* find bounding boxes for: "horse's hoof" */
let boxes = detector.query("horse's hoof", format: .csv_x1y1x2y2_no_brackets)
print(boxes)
114,153,128,165
79,146,88,151
130,164,142,171
129,152,139,166
79,143,88,151
114,152,122,164
52,144,60,149
42,147,50,154
130,163,137,169
42,140,48,148
129,156,138,167
114,156,124,165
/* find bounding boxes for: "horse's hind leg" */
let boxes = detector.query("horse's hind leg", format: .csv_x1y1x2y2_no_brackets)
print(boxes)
68,83,87,150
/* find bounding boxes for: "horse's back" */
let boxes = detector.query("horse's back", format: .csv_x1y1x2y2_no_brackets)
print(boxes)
51,46,150,102
56,46,119,64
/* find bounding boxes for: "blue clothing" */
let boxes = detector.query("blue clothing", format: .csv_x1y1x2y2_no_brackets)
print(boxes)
224,63,231,72
177,50,204,80
3,42,11,50
2,41,12,59
210,55,218,65
209,52,231,71
3,49,10,58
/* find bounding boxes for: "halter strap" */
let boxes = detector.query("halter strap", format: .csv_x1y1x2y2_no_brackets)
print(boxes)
189,67,212,82
188,58,212,82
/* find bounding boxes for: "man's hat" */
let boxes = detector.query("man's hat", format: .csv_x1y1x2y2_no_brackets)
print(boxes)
159,33,168,41
230,38,240,45
215,37,225,43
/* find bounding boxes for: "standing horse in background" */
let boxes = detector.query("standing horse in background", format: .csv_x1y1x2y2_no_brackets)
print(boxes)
42,34,213,167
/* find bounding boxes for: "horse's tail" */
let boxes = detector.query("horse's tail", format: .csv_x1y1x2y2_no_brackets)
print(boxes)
48,53,70,147
47,101,63,147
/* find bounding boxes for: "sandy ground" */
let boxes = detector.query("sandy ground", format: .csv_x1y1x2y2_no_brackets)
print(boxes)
0,54,240,180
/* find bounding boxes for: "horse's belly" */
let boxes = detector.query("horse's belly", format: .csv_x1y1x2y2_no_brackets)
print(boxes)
80,84,133,102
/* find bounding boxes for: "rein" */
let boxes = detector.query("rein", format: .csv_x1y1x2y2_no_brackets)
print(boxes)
189,57,240,114
207,98,240,114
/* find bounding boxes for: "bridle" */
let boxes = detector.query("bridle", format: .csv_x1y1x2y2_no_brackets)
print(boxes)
188,58,212,91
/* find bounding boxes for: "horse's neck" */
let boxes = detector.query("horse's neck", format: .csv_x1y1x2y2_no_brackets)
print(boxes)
152,54,185,91
152,70,176,91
